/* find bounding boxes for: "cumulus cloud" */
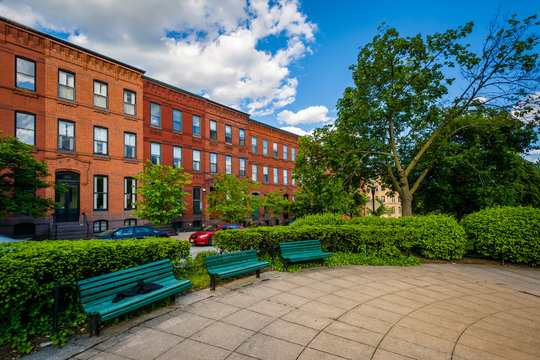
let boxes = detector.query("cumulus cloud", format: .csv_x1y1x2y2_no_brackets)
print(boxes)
0,0,316,116
279,126,312,136
277,105,332,125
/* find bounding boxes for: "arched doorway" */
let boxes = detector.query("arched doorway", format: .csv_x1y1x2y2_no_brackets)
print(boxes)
55,172,80,222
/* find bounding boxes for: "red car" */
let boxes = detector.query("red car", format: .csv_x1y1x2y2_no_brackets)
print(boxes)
189,223,245,246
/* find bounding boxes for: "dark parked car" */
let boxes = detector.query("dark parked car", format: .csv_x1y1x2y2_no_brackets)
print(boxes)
95,226,170,240
189,223,245,246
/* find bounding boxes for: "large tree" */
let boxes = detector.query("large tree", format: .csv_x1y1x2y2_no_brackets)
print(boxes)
204,174,260,224
325,14,539,216
0,133,59,217
133,162,192,227
413,115,540,218
293,136,367,217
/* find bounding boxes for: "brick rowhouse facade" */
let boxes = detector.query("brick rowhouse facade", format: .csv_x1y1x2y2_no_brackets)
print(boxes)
0,17,298,239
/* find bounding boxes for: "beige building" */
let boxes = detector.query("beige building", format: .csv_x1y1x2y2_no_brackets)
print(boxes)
364,183,402,218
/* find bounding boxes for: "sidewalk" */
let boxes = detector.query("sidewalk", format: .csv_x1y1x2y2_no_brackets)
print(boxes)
25,264,540,360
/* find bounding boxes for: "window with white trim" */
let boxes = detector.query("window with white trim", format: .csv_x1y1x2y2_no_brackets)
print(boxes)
15,112,35,145
173,146,182,168
93,81,108,109
16,57,35,91
93,127,108,155
150,102,161,127
124,90,136,115
58,70,75,100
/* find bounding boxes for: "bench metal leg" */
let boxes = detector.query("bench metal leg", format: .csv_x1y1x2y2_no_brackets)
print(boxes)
256,269,260,278
170,294,176,305
89,315,99,337
320,258,324,266
210,274,216,291
284,259,289,271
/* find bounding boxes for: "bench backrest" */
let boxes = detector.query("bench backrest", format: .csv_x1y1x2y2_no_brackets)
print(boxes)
280,239,324,254
77,259,174,307
206,250,259,270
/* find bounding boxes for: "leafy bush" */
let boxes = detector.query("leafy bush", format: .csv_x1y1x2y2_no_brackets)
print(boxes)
0,238,190,353
350,215,467,260
213,225,419,258
290,213,348,227
461,206,540,265
215,214,466,261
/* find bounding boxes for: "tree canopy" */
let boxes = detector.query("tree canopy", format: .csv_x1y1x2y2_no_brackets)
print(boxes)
304,14,539,216
133,162,192,227
204,174,260,224
0,133,59,217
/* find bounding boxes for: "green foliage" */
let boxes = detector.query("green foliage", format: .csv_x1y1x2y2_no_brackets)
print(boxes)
461,206,540,265
283,213,466,260
413,116,540,219
301,15,539,216
0,133,61,217
173,250,218,289
205,174,260,224
213,225,419,258
290,213,348,227
0,238,190,353
293,136,367,218
259,250,419,272
350,215,467,260
134,161,192,227
262,189,292,218
367,197,395,217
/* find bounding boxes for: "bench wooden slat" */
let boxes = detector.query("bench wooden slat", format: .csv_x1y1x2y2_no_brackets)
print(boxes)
77,259,191,336
280,239,332,269
206,250,269,290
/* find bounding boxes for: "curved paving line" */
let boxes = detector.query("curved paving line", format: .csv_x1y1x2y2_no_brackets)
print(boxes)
450,304,540,360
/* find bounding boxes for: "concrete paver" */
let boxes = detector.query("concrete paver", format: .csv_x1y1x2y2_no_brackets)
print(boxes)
23,264,540,360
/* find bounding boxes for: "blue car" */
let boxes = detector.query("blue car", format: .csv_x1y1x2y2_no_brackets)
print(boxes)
95,226,170,240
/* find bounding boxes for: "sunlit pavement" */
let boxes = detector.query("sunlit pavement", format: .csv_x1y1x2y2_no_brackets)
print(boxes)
25,264,540,360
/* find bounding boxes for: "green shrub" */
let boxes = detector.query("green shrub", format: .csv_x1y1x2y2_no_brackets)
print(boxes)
461,206,540,265
215,214,466,261
290,213,348,227
213,225,419,259
0,238,190,353
350,215,467,260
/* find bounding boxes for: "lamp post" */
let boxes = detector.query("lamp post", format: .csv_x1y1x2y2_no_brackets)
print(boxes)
371,188,375,216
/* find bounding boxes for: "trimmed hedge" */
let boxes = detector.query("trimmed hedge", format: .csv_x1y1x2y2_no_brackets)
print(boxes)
291,213,348,227
349,215,467,260
212,225,419,255
461,206,540,265
0,238,190,353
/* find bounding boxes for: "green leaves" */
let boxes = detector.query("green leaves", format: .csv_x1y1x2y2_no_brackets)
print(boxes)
133,161,192,227
204,174,260,224
0,133,57,217
0,238,190,353
462,206,540,265
304,15,539,216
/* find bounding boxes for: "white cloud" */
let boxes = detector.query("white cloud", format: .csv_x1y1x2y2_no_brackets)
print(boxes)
277,105,332,125
0,0,316,116
526,149,540,155
279,126,312,136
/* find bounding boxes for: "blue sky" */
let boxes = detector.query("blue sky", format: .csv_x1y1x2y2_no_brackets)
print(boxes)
1,0,538,158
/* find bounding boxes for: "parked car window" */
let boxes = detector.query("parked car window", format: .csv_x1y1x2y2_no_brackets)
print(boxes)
221,225,230,230
115,227,133,237
230,224,240,229
135,226,152,234
203,225,219,231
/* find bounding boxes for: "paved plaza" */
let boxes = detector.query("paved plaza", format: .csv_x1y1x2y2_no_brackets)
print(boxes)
26,264,540,360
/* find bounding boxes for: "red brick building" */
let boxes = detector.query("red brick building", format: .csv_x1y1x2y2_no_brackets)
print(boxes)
0,17,298,239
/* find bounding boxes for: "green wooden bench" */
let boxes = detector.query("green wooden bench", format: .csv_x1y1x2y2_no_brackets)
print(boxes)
77,259,191,336
206,250,270,290
280,239,332,270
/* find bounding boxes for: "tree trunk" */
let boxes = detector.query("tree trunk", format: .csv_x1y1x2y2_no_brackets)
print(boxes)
400,185,413,216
